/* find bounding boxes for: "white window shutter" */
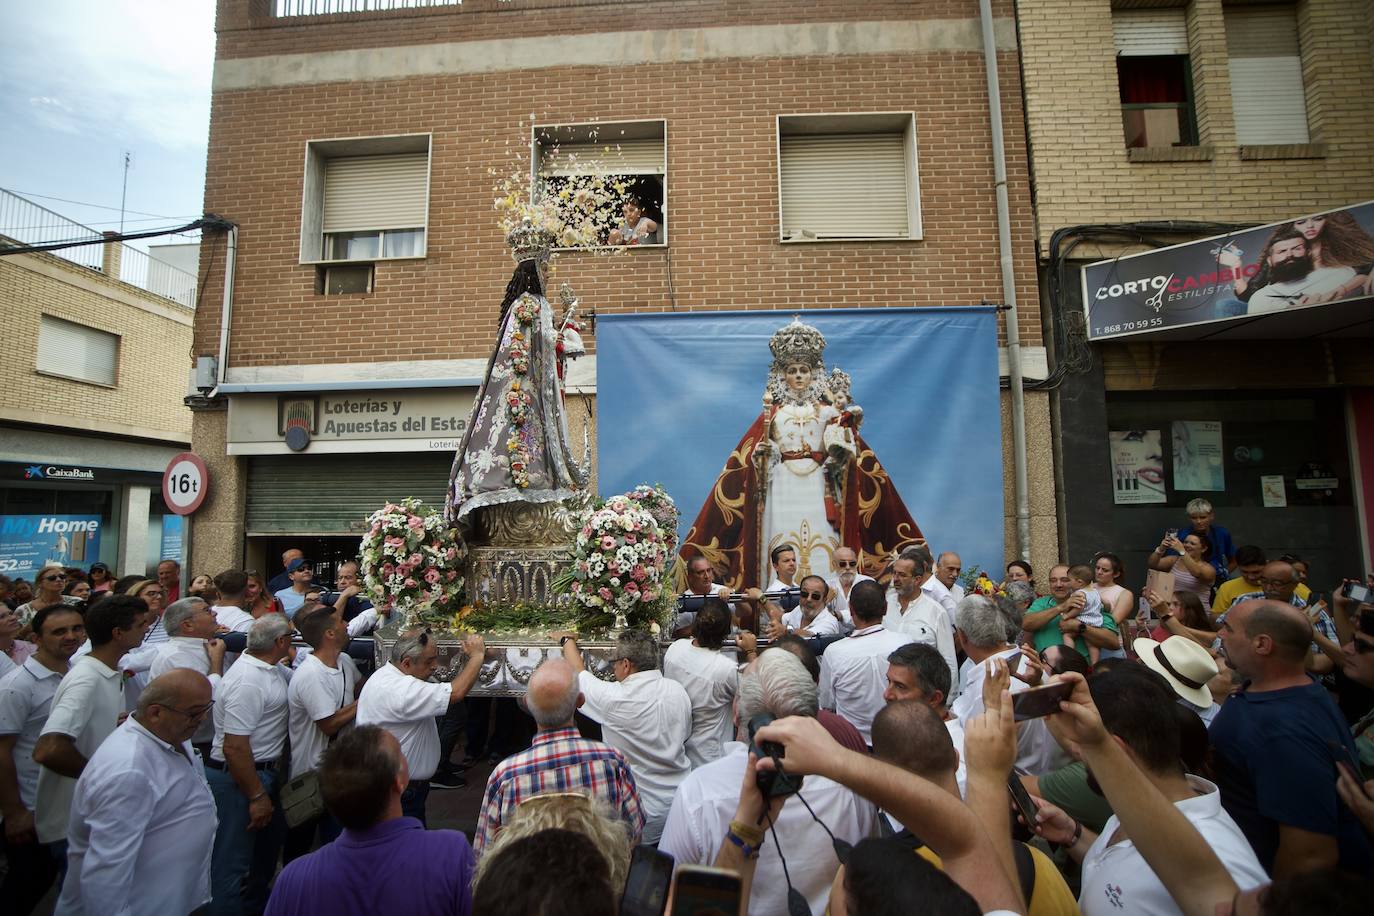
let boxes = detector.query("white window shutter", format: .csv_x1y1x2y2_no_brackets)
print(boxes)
538,138,665,176
37,316,118,385
1226,7,1309,145
322,152,428,233
1113,9,1189,56
780,133,910,240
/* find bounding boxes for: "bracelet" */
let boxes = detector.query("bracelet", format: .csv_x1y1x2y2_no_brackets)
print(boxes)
729,819,765,845
559,635,576,647
1070,820,1083,846
725,822,764,859
249,791,268,803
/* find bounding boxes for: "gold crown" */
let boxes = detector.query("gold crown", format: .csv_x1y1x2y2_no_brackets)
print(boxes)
769,317,826,369
507,220,557,263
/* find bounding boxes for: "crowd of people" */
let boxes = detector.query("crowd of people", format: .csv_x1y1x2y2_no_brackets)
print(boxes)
2,507,1374,915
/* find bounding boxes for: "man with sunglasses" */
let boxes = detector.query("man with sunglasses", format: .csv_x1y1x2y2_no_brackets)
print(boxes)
825,546,873,630
777,575,843,638
56,669,217,916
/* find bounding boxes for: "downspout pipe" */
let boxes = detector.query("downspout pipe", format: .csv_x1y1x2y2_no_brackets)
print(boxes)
214,225,238,395
978,0,1032,562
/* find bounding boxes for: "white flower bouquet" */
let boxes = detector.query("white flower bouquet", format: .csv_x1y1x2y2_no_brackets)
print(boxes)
568,488,675,631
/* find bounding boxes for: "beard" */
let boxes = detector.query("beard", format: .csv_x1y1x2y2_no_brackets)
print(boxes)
1268,253,1313,283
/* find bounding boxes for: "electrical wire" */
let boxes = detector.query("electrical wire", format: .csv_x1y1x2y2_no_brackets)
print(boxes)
0,214,236,258
2,188,191,220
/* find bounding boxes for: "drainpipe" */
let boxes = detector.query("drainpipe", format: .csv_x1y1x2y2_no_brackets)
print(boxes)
978,0,1032,562
214,225,239,394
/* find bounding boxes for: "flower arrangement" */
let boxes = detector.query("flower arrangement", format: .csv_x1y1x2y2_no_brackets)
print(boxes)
566,488,675,632
359,498,462,620
622,484,679,555
505,295,540,488
958,565,1006,599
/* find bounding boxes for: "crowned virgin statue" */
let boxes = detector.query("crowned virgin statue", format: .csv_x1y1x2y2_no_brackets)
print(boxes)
446,223,589,533
680,317,924,588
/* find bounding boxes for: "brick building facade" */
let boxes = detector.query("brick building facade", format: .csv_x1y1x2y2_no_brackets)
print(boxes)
191,0,1058,581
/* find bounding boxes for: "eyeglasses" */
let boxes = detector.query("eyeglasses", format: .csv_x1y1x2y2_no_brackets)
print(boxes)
836,560,857,568
160,701,215,718
1259,578,1294,587
802,590,825,601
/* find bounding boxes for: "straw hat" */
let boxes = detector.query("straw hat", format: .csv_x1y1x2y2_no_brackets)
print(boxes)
1134,635,1218,708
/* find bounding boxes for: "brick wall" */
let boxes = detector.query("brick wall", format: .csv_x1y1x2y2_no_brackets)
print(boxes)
1019,0,1374,251
0,247,193,442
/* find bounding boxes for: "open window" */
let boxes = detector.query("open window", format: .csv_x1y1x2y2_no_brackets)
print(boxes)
1113,8,1198,148
776,113,921,242
532,120,666,248
300,133,431,263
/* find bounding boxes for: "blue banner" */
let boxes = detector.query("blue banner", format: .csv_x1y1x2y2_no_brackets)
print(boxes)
595,307,1004,579
0,515,103,578
160,515,185,565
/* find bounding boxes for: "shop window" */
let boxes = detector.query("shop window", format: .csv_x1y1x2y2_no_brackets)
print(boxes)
1113,9,1197,148
776,112,921,242
1225,5,1309,146
36,315,119,386
300,134,430,263
533,120,666,248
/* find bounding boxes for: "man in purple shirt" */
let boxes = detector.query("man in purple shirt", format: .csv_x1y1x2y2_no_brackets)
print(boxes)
265,725,474,916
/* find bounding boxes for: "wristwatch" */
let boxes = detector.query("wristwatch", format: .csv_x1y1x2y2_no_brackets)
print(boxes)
559,635,577,647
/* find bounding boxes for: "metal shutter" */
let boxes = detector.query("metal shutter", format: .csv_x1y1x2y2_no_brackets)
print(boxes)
1226,7,1309,145
1113,9,1189,56
246,453,453,535
779,133,909,240
37,315,118,386
537,139,665,176
321,152,428,233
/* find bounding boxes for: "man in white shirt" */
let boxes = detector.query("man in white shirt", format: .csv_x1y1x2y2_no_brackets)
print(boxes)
1033,666,1267,915
951,595,1067,777
0,604,84,912
883,546,958,693
662,598,739,767
776,575,843,638
882,642,968,795
1247,231,1358,314
825,546,874,629
212,569,256,634
818,580,915,746
560,629,692,843
922,550,963,621
206,613,294,916
766,543,799,593
660,649,878,916
150,597,227,756
673,555,733,636
57,669,217,916
284,607,359,860
34,595,150,848
355,629,486,826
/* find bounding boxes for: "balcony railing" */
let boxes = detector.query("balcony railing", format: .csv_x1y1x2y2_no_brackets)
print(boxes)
275,0,461,16
0,188,198,309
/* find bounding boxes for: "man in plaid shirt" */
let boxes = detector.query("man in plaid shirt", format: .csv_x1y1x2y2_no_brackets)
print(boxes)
474,657,644,856
1219,559,1339,677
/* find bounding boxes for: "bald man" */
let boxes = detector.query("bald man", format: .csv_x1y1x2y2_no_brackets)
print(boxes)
58,670,217,915
825,546,874,629
473,658,643,856
1210,600,1374,877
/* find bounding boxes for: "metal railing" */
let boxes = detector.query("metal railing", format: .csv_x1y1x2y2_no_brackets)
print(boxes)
0,188,198,309
275,0,461,16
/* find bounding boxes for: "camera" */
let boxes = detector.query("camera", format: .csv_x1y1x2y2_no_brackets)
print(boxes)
747,713,803,799
1342,581,1373,604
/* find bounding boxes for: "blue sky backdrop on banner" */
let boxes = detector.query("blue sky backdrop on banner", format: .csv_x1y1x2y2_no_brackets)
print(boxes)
0,514,102,577
595,307,1004,577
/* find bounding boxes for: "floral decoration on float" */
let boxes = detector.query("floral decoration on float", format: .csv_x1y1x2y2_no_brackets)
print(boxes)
358,498,463,625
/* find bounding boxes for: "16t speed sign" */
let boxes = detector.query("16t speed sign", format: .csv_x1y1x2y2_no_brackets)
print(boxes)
163,452,209,516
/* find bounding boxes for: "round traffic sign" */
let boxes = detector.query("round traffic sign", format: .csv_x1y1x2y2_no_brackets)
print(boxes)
163,452,209,516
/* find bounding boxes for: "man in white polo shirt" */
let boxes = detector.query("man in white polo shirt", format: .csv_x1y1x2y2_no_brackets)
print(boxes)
284,606,359,860
883,545,958,694
150,597,227,758
206,613,294,916
211,569,256,634
34,595,150,849
560,628,692,843
819,580,914,746
776,574,843,638
355,629,486,826
825,545,874,629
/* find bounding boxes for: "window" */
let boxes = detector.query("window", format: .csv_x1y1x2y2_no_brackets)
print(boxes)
533,120,666,248
36,315,119,386
776,113,921,242
1225,5,1309,145
300,134,430,263
1113,9,1197,148
318,264,374,295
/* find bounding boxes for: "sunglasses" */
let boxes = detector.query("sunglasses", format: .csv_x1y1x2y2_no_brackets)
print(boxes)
44,574,68,582
802,590,825,601
836,560,857,568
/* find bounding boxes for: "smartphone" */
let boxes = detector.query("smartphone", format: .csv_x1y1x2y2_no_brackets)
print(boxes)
621,845,676,916
1011,681,1076,721
1326,740,1371,799
670,865,743,916
748,713,804,799
1342,581,1373,604
1007,774,1039,828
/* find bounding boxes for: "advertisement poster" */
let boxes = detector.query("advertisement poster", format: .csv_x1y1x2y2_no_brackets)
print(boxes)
0,515,102,578
1082,200,1374,341
1261,475,1288,508
1172,421,1225,492
1110,430,1166,504
160,515,184,564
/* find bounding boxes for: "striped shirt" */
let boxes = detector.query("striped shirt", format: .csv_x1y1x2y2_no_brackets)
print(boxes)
474,726,644,857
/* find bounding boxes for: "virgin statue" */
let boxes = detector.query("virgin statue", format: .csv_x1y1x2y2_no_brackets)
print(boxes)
446,223,589,533
680,317,924,588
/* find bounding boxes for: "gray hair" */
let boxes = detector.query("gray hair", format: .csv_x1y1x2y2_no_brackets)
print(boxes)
995,595,1024,644
246,613,292,652
1185,498,1212,515
162,597,207,636
1005,581,1036,607
898,545,933,577
616,630,658,673
954,595,1008,648
389,629,429,666
737,649,818,721
526,659,581,728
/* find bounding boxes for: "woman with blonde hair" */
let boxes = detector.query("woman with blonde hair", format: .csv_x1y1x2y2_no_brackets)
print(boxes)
473,793,632,893
245,570,283,618
15,563,83,633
